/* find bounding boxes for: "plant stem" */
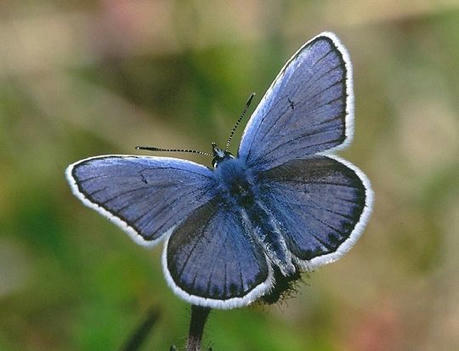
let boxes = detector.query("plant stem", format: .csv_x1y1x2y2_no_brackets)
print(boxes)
120,307,160,351
186,305,211,351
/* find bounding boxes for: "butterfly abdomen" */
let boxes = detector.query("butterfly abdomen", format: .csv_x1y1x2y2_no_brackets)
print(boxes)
243,201,296,277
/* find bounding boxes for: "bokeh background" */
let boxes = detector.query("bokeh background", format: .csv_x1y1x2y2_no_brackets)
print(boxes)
1,1,458,350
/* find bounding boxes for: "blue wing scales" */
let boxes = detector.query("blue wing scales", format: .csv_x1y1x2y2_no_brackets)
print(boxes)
66,156,217,246
164,196,272,309
258,156,372,268
239,32,353,171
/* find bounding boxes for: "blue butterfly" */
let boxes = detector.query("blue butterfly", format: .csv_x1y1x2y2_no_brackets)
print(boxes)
66,32,373,309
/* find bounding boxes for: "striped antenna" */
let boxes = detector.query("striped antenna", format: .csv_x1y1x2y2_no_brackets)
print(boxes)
225,93,255,151
135,146,211,157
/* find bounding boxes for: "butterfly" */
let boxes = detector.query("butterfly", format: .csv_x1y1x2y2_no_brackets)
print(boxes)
66,32,373,309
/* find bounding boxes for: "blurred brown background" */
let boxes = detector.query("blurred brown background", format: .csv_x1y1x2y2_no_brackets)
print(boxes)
0,1,458,350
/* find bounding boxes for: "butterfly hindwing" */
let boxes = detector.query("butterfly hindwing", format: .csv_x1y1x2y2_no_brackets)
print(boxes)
66,156,217,246
257,155,372,268
164,196,272,308
239,32,353,171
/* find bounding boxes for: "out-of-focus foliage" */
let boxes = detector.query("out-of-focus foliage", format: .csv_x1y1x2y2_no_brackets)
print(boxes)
0,1,458,350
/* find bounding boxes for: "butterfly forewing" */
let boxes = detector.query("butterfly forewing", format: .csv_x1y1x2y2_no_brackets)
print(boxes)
239,33,353,171
67,156,217,245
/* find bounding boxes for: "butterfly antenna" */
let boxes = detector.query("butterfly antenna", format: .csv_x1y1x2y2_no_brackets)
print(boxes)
135,146,211,157
225,92,255,151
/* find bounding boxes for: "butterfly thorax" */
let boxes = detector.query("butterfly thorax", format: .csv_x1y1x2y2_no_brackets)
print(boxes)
213,156,255,207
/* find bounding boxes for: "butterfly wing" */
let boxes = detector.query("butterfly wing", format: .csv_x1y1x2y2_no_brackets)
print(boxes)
163,196,272,309
66,155,217,246
239,32,353,171
257,155,373,269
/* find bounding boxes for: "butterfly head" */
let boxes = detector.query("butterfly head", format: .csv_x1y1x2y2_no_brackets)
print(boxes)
212,142,234,168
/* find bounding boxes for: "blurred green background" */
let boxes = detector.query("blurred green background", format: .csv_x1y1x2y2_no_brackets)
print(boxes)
1,1,458,350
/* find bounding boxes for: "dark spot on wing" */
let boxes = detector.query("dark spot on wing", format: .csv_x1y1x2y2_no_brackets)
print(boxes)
140,173,148,184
